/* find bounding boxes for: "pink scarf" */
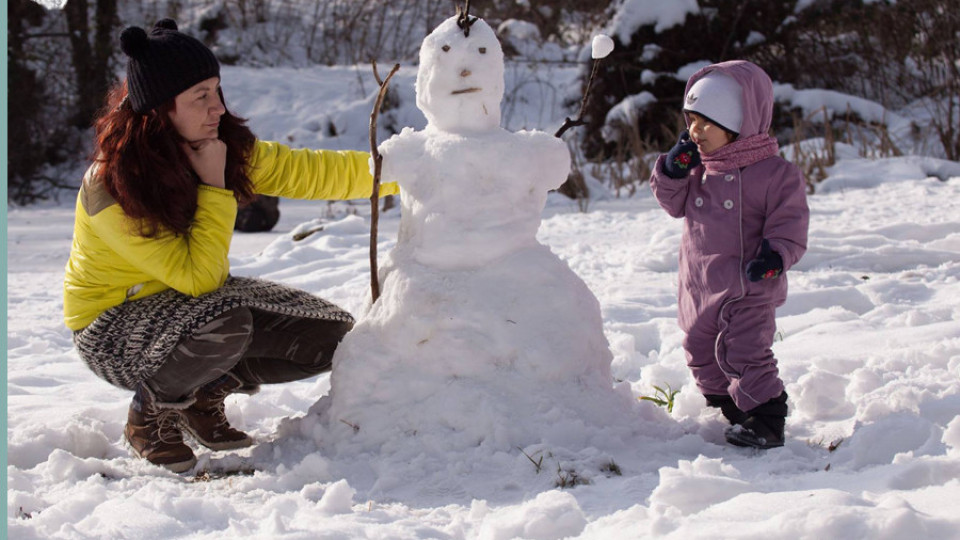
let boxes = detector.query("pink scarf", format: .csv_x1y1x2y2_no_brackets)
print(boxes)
701,133,779,172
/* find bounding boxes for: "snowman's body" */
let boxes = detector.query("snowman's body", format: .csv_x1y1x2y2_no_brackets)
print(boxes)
384,127,567,269
320,15,626,452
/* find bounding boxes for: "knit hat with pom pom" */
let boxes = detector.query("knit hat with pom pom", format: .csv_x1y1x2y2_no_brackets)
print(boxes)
120,19,220,114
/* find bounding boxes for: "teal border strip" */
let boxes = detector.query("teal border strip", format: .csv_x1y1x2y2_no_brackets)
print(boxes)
2,0,11,531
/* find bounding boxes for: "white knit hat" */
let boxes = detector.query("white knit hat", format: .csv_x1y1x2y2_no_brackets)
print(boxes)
683,71,743,134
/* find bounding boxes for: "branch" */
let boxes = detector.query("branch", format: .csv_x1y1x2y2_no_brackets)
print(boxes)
368,60,400,304
457,0,477,37
22,32,72,40
553,117,587,139
554,56,602,139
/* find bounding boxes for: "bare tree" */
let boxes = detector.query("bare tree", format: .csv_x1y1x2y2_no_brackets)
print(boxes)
63,0,118,128
8,0,49,202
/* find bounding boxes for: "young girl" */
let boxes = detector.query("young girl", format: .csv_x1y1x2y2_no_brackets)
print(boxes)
65,19,397,472
649,60,809,449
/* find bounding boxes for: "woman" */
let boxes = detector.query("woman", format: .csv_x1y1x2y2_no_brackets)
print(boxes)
64,19,397,472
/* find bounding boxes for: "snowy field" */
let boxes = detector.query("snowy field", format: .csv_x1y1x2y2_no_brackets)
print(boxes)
7,63,960,538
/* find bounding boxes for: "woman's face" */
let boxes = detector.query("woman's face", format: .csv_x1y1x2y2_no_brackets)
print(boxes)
168,77,225,142
687,112,734,154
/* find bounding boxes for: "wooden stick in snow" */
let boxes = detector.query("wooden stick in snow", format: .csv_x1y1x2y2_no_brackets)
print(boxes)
368,60,400,303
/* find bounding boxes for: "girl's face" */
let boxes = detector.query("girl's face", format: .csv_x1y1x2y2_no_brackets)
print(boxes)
687,112,734,154
168,77,225,142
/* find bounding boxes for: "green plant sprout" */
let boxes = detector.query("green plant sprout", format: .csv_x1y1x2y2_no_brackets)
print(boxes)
639,383,681,413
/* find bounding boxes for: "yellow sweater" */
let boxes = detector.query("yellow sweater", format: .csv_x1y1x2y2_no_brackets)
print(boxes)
63,140,398,331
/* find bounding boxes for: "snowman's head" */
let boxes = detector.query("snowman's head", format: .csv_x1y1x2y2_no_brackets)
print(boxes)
416,15,504,134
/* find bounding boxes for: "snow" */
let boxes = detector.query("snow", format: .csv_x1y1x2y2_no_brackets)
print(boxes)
606,0,699,45
316,478,356,515
603,92,657,141
497,19,541,43
774,83,907,127
676,61,712,81
7,25,960,540
8,168,960,537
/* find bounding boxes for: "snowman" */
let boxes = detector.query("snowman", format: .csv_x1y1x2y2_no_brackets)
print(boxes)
316,15,631,454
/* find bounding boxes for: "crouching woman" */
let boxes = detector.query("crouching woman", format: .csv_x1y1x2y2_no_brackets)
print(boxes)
64,19,397,472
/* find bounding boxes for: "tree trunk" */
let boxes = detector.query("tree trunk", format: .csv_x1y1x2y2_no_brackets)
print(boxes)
63,0,117,128
7,0,46,202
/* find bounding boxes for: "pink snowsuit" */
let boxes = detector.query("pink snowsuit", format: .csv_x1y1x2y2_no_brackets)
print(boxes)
649,61,809,412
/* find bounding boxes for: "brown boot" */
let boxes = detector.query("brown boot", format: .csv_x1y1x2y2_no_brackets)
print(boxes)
180,373,255,451
124,384,197,473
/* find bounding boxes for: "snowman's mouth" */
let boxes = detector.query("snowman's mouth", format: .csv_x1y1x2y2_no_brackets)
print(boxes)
451,87,481,95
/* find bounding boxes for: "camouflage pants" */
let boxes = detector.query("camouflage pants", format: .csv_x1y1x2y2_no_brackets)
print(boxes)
74,276,355,397
147,307,353,402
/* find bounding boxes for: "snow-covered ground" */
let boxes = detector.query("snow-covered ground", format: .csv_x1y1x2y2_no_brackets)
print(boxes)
7,63,960,538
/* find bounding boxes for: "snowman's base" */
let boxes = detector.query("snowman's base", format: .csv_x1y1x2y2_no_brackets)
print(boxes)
321,244,631,453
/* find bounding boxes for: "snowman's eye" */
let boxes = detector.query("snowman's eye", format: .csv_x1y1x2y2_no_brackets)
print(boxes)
479,47,487,54
442,45,450,52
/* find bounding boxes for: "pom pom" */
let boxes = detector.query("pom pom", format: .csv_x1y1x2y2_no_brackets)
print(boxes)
154,18,179,32
119,26,149,59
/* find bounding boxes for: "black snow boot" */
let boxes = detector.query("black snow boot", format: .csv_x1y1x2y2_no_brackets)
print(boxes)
704,394,748,426
724,391,788,450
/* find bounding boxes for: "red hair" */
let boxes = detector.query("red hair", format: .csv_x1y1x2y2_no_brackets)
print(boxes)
92,81,256,237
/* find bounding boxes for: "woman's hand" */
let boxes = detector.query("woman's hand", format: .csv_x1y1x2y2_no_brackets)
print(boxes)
182,138,227,189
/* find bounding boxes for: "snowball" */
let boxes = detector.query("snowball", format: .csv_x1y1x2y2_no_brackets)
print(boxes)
591,34,615,59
